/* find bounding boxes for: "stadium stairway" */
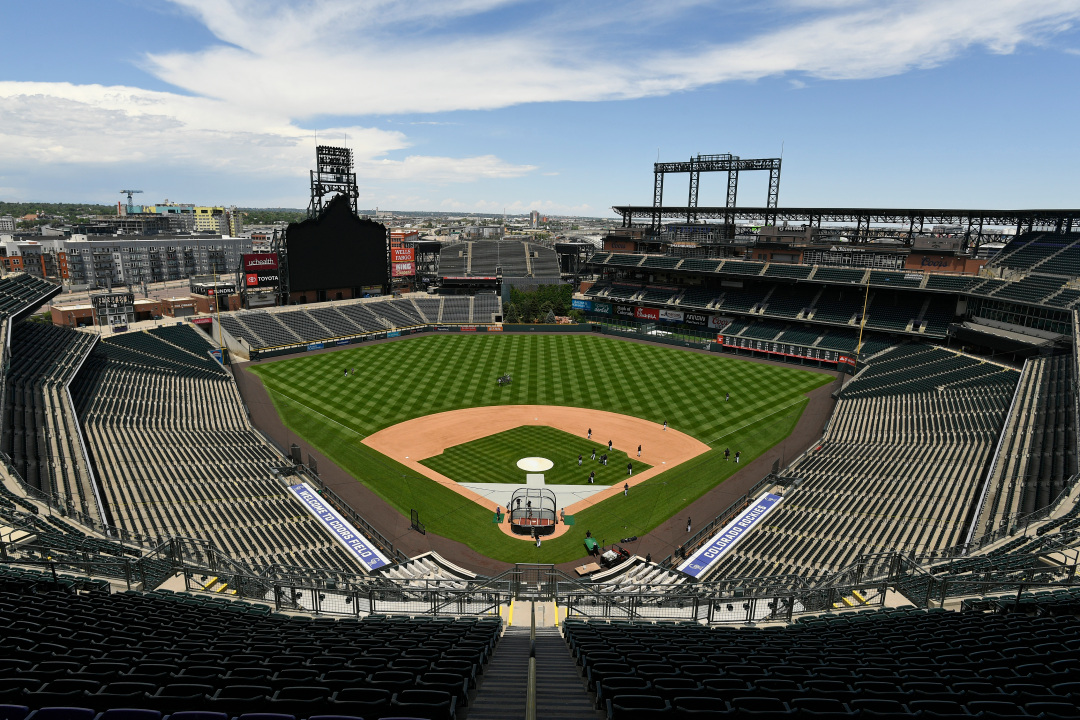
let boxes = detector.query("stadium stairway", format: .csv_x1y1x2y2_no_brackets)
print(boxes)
468,623,600,720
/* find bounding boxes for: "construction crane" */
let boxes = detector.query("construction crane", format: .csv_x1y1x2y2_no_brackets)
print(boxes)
119,189,143,214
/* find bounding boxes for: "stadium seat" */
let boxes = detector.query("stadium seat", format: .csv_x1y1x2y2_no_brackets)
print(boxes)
97,711,162,720
329,687,392,718
389,689,456,720
607,694,671,719
165,713,229,720
670,696,731,718
790,697,855,717
415,673,468,706
0,707,28,720
25,709,96,720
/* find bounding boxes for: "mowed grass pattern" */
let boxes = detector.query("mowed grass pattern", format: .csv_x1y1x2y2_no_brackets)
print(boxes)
420,425,649,486
251,334,834,563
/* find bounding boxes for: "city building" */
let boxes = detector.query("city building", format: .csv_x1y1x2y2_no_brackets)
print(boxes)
389,228,420,250
0,234,254,289
530,210,540,228
0,216,15,233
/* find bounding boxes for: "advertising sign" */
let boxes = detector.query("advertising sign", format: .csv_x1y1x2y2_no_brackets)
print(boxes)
591,302,612,316
634,306,659,321
91,292,134,310
571,298,592,311
708,315,732,330
191,317,213,326
307,342,324,351
391,248,415,263
391,261,416,277
287,483,390,570
677,493,783,578
658,309,684,322
615,304,635,318
243,253,278,272
684,312,709,327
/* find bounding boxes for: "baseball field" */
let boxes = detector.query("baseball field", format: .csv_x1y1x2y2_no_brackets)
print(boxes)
250,333,832,563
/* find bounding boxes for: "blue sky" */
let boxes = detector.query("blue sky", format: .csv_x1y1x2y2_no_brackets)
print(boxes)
2,0,1079,216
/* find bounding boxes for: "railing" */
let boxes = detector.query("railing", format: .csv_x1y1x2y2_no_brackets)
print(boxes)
659,473,783,568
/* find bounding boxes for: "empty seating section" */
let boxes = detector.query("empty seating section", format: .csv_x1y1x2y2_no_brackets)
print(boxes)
0,273,58,317
0,583,499,718
740,320,787,341
583,281,610,299
989,232,1078,271
969,278,1009,295
589,251,612,264
231,312,303,348
716,288,763,313
763,285,819,318
717,260,764,276
303,307,363,338
810,289,859,324
438,243,467,275
1,323,98,518
639,287,677,304
816,327,860,352
528,242,562,277
274,310,332,342
472,293,501,323
679,258,722,272
608,254,644,267
714,346,1018,578
868,270,923,289
992,274,1068,304
69,326,367,573
369,299,424,328
974,356,1078,538
1046,288,1080,308
567,607,1080,720
334,302,385,333
440,297,471,324
495,241,528,276
763,263,813,279
606,284,641,301
812,267,866,284
411,297,443,323
677,286,720,308
775,327,823,346
924,274,981,292
865,301,914,332
640,255,681,270
1037,241,1080,276
919,298,954,335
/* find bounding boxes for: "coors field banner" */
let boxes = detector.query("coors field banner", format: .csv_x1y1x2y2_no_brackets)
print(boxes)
708,315,733,331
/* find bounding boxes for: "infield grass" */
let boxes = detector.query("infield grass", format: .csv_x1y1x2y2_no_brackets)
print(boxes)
420,425,649,486
251,333,833,563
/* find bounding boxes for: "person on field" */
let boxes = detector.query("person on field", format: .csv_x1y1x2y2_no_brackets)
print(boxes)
588,428,592,440
627,462,633,477
637,444,641,458
578,454,583,466
608,439,613,452
735,450,741,463
591,448,596,461
724,448,730,461
623,482,629,496
686,517,692,533
663,420,667,431
589,470,595,484
726,392,730,402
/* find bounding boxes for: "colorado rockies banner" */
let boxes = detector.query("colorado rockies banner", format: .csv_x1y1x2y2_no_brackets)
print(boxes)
288,482,390,571
677,492,783,578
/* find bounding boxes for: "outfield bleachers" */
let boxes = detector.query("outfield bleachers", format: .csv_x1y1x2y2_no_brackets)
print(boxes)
677,286,721,308
763,263,813,280
640,255,682,270
812,267,866,284
972,355,1078,538
761,285,819,319
713,346,1018,579
809,289,859,324
716,288,764,314
679,258,722,273
991,274,1069,304
717,260,764,276
988,232,1078,272
924,274,981,293
868,270,923,289
472,293,501,323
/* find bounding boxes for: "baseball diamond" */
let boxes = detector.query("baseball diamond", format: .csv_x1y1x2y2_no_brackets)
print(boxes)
250,333,832,563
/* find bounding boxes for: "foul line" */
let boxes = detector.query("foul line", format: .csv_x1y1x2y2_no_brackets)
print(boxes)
267,387,368,440
705,397,808,446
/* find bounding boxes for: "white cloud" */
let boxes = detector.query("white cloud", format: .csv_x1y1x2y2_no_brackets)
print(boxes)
438,198,595,215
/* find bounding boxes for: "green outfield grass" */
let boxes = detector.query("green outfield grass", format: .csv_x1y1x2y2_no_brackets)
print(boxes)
420,425,649,486
250,333,833,563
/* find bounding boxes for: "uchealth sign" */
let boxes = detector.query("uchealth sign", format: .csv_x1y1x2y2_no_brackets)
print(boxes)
634,306,659,321
243,253,278,272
